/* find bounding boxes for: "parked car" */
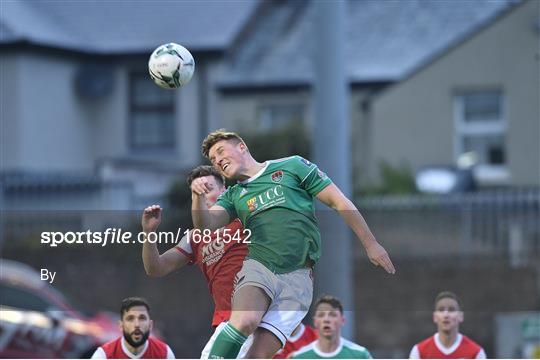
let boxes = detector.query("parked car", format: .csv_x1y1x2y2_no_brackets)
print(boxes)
0,259,119,358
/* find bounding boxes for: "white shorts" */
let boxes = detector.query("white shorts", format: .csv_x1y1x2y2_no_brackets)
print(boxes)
200,321,253,359
233,259,313,346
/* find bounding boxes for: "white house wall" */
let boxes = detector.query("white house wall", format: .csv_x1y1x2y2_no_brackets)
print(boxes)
16,52,94,172
90,63,129,165
371,1,539,186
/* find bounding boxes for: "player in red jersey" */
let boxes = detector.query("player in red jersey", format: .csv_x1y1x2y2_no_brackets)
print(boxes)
273,322,317,359
91,297,174,359
142,165,254,357
141,165,248,329
409,291,486,359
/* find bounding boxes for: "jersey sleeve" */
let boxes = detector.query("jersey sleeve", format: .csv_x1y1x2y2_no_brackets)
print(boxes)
364,349,373,359
175,232,194,262
476,348,487,359
293,156,332,196
166,345,175,359
91,347,107,359
215,188,238,219
409,345,420,359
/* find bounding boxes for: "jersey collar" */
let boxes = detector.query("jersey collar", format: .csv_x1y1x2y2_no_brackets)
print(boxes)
434,332,463,355
313,337,343,358
121,337,149,359
238,162,269,184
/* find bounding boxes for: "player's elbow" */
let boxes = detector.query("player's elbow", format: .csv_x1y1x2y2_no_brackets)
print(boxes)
144,266,165,277
337,197,357,211
191,216,209,230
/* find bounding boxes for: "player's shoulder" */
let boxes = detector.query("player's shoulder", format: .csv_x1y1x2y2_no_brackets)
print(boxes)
417,334,435,347
100,337,121,350
342,338,372,358
460,334,482,350
267,155,297,164
227,218,244,230
268,155,314,168
217,185,238,199
148,336,168,348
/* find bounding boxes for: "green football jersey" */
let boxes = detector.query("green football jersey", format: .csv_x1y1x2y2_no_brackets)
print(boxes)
216,156,332,274
292,338,372,359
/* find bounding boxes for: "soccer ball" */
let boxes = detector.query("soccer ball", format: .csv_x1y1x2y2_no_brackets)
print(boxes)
148,43,195,89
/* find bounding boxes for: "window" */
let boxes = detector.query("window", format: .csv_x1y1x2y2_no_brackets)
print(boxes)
454,90,508,182
130,73,175,150
257,103,304,130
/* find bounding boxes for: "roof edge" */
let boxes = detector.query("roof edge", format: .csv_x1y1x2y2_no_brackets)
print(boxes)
398,0,523,84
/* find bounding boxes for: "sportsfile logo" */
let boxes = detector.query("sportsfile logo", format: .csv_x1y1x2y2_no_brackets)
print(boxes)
245,185,285,212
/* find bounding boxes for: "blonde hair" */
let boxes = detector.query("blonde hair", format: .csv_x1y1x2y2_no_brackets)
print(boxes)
201,129,245,158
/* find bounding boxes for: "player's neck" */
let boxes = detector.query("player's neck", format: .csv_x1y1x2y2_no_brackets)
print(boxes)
238,160,266,181
317,334,341,354
122,337,146,356
438,329,459,348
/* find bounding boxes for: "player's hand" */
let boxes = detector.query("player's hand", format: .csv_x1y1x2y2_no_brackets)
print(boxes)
365,242,396,274
142,205,162,233
190,176,214,196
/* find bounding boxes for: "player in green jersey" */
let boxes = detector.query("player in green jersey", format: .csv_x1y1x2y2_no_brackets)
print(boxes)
292,295,372,359
191,130,395,358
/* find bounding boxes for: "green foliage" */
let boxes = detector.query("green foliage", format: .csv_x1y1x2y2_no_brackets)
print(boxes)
359,160,417,196
242,122,311,161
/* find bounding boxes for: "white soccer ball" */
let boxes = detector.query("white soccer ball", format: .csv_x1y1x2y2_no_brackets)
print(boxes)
148,43,195,89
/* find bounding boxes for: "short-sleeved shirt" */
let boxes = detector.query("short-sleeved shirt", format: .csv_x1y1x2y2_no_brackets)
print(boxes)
292,337,372,359
409,333,486,359
176,219,248,326
216,156,332,274
91,337,175,359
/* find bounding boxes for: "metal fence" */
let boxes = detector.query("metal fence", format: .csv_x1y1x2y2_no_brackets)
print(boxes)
357,188,540,265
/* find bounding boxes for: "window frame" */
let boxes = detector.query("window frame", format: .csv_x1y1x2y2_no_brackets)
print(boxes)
453,90,509,183
128,72,176,151
256,102,306,130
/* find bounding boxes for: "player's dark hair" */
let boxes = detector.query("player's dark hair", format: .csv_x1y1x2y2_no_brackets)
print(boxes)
314,295,343,314
202,129,246,158
120,297,150,318
186,165,225,187
434,291,461,309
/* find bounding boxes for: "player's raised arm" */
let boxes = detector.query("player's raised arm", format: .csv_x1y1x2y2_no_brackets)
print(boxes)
141,205,190,277
191,176,230,231
316,183,396,274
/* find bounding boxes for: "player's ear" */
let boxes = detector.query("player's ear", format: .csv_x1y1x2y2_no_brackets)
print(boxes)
118,319,123,331
432,312,437,324
238,141,247,153
149,319,154,331
458,311,464,323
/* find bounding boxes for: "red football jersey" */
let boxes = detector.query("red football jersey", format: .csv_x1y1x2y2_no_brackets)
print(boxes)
92,336,174,359
410,333,486,359
274,324,318,359
176,219,248,327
